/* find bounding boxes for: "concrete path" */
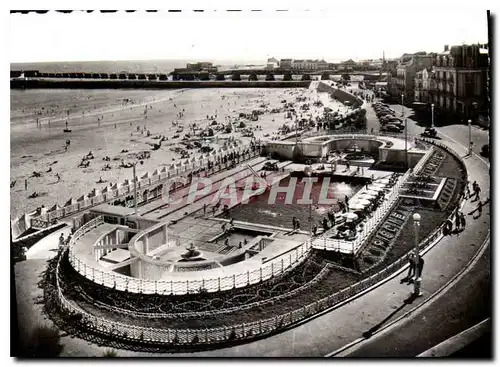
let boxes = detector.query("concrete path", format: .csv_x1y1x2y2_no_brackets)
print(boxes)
337,242,490,357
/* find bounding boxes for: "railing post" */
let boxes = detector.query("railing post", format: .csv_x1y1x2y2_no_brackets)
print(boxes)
247,271,250,285
218,277,221,291
259,267,262,281
233,274,236,288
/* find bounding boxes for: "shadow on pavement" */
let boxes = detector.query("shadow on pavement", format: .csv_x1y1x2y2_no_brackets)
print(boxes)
361,294,417,339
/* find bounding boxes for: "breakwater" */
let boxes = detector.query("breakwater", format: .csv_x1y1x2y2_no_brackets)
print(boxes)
10,78,311,90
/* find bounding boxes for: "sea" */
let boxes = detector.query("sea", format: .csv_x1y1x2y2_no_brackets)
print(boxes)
10,60,267,74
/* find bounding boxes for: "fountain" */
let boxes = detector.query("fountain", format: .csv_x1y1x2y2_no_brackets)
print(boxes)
179,243,205,262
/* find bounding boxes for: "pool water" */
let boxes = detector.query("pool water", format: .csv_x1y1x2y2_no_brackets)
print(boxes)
228,176,362,229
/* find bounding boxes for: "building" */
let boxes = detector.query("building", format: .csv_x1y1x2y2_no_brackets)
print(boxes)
414,68,436,104
428,44,488,119
339,59,357,71
186,62,217,72
280,58,292,69
387,53,434,102
291,59,328,71
266,57,279,70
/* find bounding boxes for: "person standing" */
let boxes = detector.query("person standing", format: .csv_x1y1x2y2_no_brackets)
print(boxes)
58,233,65,249
460,212,466,230
473,184,481,201
455,210,462,231
203,203,207,215
24,179,28,191
407,251,416,282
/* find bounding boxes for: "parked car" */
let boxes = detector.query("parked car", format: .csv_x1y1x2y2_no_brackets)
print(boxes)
382,124,404,133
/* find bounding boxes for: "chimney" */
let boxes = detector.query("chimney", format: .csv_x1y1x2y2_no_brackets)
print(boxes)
444,45,449,51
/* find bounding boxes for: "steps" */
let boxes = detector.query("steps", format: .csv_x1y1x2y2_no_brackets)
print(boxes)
436,178,457,211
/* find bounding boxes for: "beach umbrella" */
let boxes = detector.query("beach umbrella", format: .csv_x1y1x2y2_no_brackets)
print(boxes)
160,167,167,173
357,193,376,200
349,203,366,211
367,185,384,192
355,199,371,206
191,156,196,162
111,182,121,190
364,189,381,196
374,178,390,184
344,212,359,221
101,186,109,193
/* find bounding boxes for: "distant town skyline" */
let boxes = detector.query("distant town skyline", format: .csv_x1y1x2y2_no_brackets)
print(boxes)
8,9,489,63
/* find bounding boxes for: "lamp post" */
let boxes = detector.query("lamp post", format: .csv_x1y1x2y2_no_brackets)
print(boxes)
413,213,422,297
132,162,138,215
468,119,472,156
431,103,435,128
404,118,408,168
307,171,313,237
401,93,405,117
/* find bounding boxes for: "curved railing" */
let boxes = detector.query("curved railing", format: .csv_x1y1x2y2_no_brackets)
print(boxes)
68,217,312,295
53,138,469,346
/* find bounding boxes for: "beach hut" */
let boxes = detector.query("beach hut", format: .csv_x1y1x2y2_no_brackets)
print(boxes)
160,167,167,173
77,194,88,202
64,198,77,207
48,203,61,212
141,172,149,179
152,169,160,176
101,186,109,193
88,188,101,197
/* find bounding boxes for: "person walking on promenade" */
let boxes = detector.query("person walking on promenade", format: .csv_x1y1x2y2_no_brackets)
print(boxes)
465,182,471,199
455,210,462,231
460,212,466,230
292,217,297,231
59,233,65,249
295,219,301,230
406,251,416,282
473,184,481,202
203,203,207,215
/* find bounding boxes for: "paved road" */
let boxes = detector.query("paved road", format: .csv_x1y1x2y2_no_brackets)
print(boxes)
341,243,491,357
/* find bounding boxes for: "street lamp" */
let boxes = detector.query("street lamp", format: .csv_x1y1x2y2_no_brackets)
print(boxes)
404,118,408,168
413,213,422,297
307,171,313,237
468,119,472,156
431,103,435,128
401,94,405,117
132,162,138,215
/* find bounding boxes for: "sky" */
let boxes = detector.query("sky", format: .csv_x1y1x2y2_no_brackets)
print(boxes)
5,5,491,64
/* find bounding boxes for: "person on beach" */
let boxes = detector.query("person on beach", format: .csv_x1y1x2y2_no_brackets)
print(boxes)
56,173,61,182
25,179,28,191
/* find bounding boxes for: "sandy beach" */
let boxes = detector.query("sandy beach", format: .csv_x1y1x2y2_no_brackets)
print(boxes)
10,86,348,219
